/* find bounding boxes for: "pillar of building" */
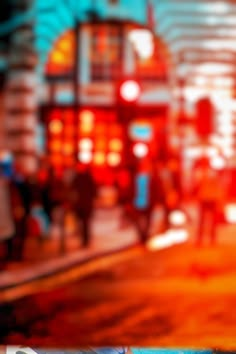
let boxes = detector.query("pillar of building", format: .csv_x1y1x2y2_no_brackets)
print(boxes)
4,0,39,175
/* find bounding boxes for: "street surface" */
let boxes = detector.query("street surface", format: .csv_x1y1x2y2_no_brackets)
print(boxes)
0,239,235,349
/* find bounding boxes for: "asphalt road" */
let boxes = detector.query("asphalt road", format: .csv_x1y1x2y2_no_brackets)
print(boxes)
0,244,235,349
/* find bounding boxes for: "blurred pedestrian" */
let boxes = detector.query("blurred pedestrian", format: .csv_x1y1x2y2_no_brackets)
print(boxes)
9,173,30,261
74,164,97,247
0,175,15,265
123,159,158,244
194,163,225,246
62,165,97,248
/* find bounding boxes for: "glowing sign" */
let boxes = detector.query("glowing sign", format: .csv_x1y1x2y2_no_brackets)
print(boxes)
129,123,153,141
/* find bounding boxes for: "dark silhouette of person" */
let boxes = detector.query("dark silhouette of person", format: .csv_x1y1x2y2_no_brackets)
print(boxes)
62,165,97,248
124,159,158,244
194,162,225,246
74,165,97,247
9,172,31,261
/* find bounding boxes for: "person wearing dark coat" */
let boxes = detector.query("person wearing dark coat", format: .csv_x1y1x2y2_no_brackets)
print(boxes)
62,165,97,247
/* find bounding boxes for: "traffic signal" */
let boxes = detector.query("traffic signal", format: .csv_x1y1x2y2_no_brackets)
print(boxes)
117,79,141,104
195,97,214,137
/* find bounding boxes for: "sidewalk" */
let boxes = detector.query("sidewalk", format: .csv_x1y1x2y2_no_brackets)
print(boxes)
0,206,140,290
0,202,235,291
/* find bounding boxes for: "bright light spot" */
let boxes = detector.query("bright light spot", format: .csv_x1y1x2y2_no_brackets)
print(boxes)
218,124,234,135
220,136,234,147
210,156,226,170
94,152,106,165
49,120,63,134
109,139,123,151
194,76,207,86
213,77,234,87
183,86,207,102
120,80,140,102
58,39,72,51
51,51,65,64
79,110,95,123
63,143,73,155
209,134,222,146
222,147,234,158
184,146,203,159
107,152,121,166
205,146,219,158
79,138,93,150
78,151,92,163
129,29,154,59
80,122,93,133
225,204,236,223
169,210,187,226
147,228,189,251
196,63,233,75
133,143,148,158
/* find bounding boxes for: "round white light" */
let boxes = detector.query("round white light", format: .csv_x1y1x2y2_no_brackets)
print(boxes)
133,143,148,158
210,156,226,170
169,210,187,226
79,138,93,150
78,151,92,163
120,80,140,102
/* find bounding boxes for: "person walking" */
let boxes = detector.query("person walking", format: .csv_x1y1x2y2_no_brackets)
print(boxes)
0,175,15,266
73,165,97,247
61,165,97,248
123,159,158,244
194,163,225,246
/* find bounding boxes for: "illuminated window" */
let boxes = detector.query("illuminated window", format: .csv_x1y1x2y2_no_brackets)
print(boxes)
63,143,74,155
49,120,63,134
94,152,106,165
79,110,95,123
80,122,93,134
79,138,93,150
109,138,123,151
45,30,75,76
78,151,92,163
107,152,121,166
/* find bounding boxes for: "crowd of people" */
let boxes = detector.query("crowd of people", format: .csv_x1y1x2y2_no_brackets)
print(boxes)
0,154,227,266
